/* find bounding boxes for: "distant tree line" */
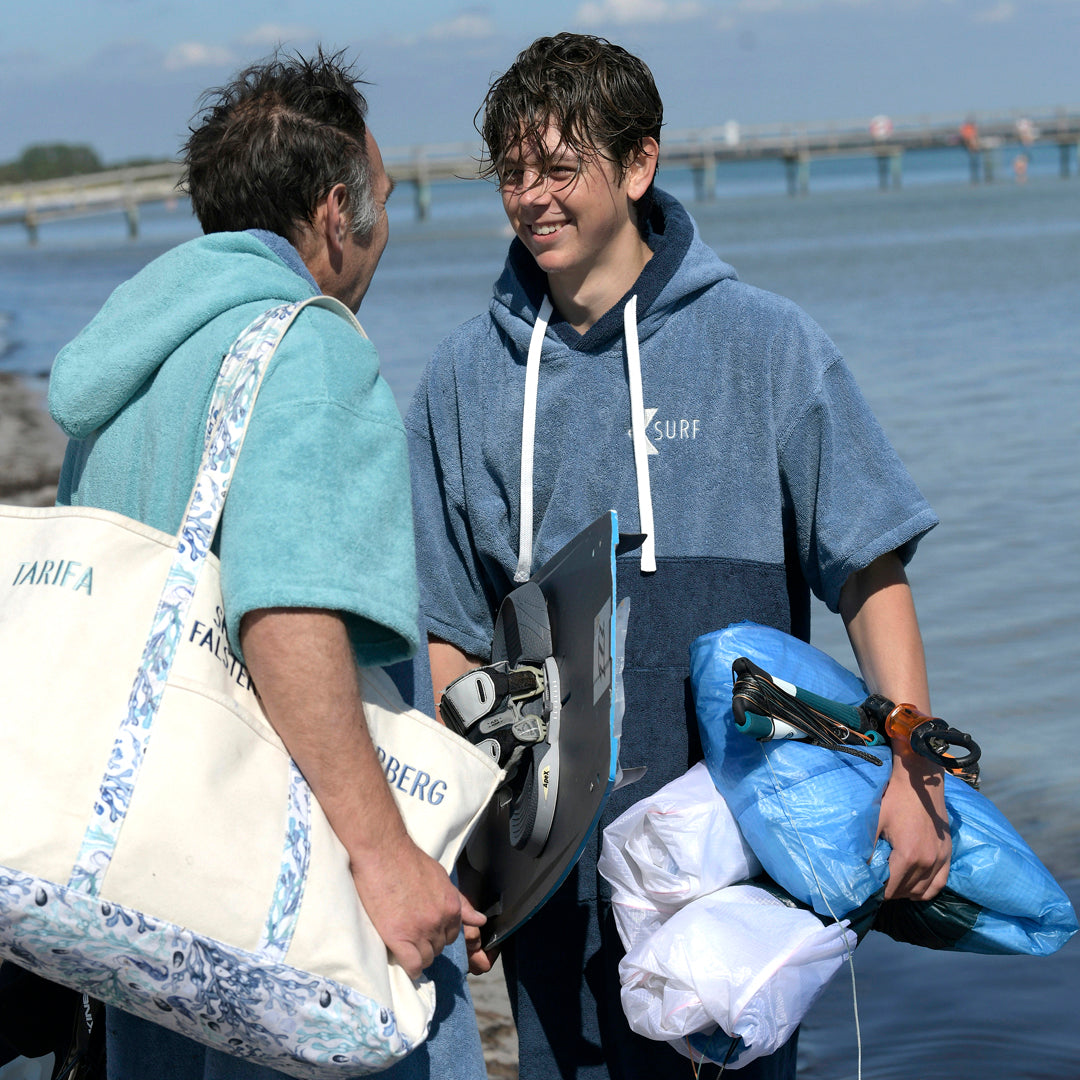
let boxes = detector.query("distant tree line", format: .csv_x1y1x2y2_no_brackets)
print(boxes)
0,143,172,183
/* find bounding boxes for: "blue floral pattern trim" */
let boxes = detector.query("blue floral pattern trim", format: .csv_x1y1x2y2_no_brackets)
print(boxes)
69,303,315,904
0,864,409,1078
260,762,313,960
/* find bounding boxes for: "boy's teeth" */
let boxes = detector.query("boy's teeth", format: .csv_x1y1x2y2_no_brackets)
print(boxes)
534,224,560,235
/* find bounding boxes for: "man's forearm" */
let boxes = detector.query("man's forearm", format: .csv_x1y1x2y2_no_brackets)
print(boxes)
240,608,473,977
240,608,410,860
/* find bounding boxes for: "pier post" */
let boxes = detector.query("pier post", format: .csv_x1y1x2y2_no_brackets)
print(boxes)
876,151,902,191
24,192,38,245
692,148,717,201
414,179,431,222
412,149,432,222
890,150,903,188
1059,142,1074,179
784,154,810,197
124,196,139,239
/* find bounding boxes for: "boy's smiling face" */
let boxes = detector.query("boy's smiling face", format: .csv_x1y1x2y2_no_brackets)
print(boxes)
498,123,657,295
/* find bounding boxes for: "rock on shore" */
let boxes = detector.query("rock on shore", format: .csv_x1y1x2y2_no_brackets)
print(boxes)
0,373,66,505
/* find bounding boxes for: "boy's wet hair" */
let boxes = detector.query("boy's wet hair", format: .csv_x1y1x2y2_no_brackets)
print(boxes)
477,33,663,193
182,48,377,243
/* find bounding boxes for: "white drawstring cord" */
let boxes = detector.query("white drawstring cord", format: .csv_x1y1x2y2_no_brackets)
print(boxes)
516,294,656,580
624,296,656,573
515,296,552,582
763,750,863,1080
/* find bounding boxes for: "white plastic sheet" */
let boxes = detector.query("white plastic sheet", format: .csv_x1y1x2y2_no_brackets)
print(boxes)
599,762,760,948
619,886,855,1068
600,763,856,1069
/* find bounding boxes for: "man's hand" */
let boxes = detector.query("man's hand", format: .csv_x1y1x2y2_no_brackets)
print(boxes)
352,843,487,978
877,747,951,900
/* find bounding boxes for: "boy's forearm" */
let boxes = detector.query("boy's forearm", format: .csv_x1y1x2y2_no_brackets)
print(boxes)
428,637,483,716
840,552,951,900
839,551,929,713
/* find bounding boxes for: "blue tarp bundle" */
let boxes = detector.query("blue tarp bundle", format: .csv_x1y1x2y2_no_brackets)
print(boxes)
690,622,1077,957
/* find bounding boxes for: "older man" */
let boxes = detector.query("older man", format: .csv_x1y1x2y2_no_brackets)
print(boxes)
48,49,486,1080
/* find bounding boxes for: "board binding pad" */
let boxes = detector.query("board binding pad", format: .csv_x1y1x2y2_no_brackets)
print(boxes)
456,511,619,950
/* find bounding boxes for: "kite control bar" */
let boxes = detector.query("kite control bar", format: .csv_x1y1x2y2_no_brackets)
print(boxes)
731,657,887,765
731,658,981,787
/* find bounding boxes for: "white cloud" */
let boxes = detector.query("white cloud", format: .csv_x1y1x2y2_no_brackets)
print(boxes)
163,42,236,71
973,1,1015,21
425,10,498,40
240,24,317,48
734,0,790,11
732,0,874,10
576,0,705,26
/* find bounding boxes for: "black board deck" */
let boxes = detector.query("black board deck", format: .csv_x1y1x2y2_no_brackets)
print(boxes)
457,511,619,949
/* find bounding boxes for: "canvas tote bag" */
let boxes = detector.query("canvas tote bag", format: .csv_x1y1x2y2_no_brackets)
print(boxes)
0,298,503,1078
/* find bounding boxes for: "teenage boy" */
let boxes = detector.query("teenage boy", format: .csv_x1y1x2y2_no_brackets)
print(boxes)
406,33,950,1080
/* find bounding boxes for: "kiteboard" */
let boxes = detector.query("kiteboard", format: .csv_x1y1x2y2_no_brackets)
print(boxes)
450,511,619,949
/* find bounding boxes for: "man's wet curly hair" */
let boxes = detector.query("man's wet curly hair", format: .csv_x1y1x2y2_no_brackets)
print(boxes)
478,33,663,192
182,48,377,242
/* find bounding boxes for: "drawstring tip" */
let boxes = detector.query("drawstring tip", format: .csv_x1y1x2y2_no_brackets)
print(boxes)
640,535,656,574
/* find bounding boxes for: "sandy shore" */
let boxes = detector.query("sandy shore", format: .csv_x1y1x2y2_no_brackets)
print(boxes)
0,373,66,505
469,959,519,1079
0,372,521,1077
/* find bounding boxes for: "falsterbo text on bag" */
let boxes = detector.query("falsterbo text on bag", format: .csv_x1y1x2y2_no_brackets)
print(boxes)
374,747,448,805
12,559,94,594
186,617,255,691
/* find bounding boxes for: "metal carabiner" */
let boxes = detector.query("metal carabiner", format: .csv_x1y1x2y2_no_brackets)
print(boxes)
880,702,982,785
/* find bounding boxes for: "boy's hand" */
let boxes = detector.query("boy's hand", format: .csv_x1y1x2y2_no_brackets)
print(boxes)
464,922,501,975
877,747,951,900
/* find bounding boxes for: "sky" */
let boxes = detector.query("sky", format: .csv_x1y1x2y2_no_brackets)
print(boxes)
1,0,1077,164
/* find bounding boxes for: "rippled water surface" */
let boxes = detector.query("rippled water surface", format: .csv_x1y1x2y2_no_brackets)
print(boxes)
2,165,1078,1077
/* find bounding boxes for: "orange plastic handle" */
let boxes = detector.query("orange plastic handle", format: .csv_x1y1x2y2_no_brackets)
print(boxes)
883,702,936,742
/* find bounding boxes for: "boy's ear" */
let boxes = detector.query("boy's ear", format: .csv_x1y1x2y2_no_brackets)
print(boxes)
625,137,659,201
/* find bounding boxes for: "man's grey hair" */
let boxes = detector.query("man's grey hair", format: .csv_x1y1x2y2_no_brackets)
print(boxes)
344,153,379,239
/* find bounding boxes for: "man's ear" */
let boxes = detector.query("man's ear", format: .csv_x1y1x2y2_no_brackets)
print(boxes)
625,137,659,201
323,182,351,262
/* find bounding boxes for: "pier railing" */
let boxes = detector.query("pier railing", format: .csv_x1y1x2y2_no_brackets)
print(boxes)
2,106,1078,240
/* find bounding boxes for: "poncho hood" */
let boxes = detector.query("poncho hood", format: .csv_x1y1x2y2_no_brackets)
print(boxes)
49,231,316,439
488,188,739,357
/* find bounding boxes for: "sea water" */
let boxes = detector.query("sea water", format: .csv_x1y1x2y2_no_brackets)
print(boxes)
2,161,1078,1078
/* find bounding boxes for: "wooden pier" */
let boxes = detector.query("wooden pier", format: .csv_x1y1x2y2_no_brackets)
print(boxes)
0,161,186,243
1,106,1077,241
